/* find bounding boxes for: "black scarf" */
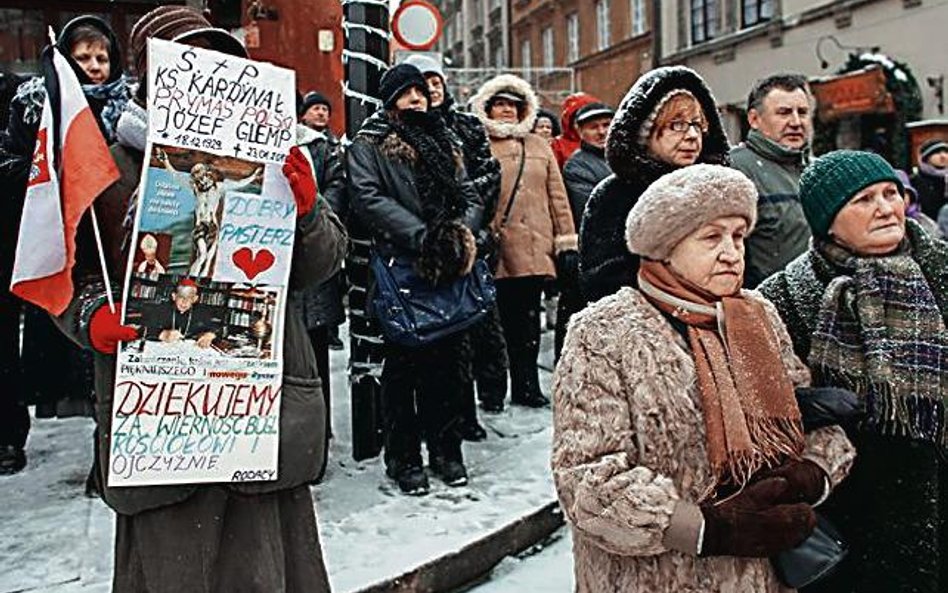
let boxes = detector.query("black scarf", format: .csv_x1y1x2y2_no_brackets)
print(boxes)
389,110,466,224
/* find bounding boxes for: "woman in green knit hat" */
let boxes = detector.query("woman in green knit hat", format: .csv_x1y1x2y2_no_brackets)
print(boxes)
760,149,947,593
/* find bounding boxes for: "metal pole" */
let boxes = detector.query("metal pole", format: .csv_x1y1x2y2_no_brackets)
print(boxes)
342,0,389,461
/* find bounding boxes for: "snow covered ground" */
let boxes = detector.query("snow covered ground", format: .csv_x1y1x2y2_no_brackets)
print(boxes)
464,528,573,593
0,323,563,593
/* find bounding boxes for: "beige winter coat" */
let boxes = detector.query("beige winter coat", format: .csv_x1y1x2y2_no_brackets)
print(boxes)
552,288,856,593
471,75,577,280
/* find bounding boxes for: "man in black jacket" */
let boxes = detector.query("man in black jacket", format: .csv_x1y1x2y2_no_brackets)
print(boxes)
348,64,484,495
558,102,613,360
402,54,506,436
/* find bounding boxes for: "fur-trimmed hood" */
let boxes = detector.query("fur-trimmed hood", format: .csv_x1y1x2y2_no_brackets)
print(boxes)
606,66,730,181
470,74,539,139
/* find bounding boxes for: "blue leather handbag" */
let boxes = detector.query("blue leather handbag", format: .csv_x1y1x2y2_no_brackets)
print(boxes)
369,254,496,347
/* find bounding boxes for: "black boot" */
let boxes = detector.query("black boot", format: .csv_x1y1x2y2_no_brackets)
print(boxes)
459,381,487,441
429,455,469,487
386,460,430,495
477,377,507,413
509,353,549,408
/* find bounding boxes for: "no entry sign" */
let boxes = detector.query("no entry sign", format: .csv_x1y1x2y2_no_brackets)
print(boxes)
392,0,443,51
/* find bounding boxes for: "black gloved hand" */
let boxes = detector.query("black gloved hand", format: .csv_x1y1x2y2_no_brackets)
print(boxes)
794,387,865,433
699,477,817,558
555,249,580,290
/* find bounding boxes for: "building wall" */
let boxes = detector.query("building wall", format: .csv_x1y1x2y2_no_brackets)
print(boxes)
659,0,948,134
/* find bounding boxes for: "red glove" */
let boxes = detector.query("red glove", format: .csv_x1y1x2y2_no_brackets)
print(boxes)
282,146,317,218
89,303,139,355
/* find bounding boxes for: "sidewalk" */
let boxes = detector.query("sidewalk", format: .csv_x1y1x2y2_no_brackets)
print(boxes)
0,325,562,593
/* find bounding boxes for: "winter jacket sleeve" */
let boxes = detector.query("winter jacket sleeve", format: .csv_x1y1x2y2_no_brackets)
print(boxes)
563,156,597,223
318,140,349,221
579,180,639,302
289,196,348,292
544,144,577,253
347,137,428,254
552,319,691,557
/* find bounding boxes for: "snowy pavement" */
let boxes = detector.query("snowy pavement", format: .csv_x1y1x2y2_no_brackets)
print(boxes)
464,528,573,593
0,324,564,593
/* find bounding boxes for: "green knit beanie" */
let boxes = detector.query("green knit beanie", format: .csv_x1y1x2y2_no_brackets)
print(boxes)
799,150,903,238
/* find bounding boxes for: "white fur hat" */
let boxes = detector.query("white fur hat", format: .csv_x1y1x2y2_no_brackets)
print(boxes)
626,164,758,260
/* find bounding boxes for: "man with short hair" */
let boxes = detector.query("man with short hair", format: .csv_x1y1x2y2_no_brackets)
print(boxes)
730,73,813,288
300,92,332,133
151,279,219,348
558,101,614,360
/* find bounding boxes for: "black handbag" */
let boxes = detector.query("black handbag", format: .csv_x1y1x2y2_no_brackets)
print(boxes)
772,513,848,588
369,254,496,347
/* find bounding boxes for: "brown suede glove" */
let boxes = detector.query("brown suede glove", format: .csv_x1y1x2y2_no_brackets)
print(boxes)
699,477,817,558
753,459,827,505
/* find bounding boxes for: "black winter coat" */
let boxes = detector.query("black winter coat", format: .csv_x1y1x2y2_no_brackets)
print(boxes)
578,67,730,303
563,142,610,223
298,128,348,329
912,168,948,220
347,111,484,258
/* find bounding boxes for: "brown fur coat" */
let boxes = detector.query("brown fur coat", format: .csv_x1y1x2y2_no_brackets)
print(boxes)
552,288,856,593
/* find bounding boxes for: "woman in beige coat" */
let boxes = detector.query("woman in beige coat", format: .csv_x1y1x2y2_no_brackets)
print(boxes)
471,75,577,409
552,165,855,593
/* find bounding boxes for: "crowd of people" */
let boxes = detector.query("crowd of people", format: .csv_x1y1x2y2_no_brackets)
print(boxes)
0,4,945,592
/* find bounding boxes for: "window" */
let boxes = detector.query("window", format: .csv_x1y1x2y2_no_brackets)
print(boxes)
567,13,580,63
494,44,505,68
490,0,502,11
520,39,532,68
542,26,554,69
596,0,611,51
691,0,720,44
742,0,774,27
630,0,647,36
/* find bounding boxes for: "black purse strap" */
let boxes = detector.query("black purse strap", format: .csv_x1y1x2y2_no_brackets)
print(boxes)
497,139,526,230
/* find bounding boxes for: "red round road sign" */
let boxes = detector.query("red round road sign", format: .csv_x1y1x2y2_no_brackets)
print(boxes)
392,0,443,51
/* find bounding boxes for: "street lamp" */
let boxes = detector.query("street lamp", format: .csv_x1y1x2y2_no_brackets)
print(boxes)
815,35,879,69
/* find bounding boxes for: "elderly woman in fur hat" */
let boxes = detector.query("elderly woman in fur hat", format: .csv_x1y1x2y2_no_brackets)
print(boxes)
579,66,730,303
470,75,577,410
553,165,855,593
759,150,948,593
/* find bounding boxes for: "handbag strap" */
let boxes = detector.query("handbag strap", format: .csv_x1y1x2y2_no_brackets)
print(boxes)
497,139,526,230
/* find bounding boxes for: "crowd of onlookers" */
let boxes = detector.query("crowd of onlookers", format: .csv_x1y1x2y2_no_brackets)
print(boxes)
0,5,946,592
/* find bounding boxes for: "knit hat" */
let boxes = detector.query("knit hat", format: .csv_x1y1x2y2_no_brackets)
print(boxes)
130,6,246,98
894,169,918,203
919,138,948,163
574,102,615,126
379,63,430,110
626,164,758,260
401,53,446,81
299,91,331,116
637,89,697,147
799,150,903,239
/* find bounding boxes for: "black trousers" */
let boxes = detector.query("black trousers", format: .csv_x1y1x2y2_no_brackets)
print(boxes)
306,327,332,436
495,276,544,400
0,288,27,448
460,303,508,421
381,333,466,469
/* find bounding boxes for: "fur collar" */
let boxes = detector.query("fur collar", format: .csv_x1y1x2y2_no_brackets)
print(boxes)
470,75,539,139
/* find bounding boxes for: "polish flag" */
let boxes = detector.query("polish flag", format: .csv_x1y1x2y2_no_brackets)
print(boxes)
10,45,119,315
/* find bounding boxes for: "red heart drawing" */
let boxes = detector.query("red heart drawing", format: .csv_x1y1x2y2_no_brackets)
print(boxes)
232,247,275,281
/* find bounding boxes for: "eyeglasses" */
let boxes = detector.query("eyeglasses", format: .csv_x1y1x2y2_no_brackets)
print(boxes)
666,120,709,134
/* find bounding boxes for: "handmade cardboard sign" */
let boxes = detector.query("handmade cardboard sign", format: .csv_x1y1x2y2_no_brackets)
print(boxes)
109,39,296,486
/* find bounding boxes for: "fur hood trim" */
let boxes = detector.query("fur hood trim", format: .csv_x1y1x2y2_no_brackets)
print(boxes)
607,66,730,181
470,74,539,139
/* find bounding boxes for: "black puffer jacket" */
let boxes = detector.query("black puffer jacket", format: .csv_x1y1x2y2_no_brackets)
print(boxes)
578,66,730,302
434,94,501,225
347,110,484,259
563,142,611,221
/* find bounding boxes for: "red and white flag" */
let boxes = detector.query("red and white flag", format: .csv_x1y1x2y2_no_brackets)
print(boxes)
10,46,119,315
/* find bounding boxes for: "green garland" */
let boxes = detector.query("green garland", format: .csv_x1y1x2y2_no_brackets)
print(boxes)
813,53,923,169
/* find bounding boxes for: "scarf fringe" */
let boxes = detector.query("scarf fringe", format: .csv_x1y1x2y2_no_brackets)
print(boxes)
814,367,947,450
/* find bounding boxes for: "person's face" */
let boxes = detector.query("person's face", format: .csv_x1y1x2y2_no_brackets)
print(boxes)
578,116,612,149
648,101,706,167
302,103,330,130
71,40,110,84
489,98,520,124
829,181,905,255
667,216,748,297
748,88,813,150
395,86,428,112
925,149,948,169
425,74,444,108
143,248,157,263
534,117,554,139
173,290,198,313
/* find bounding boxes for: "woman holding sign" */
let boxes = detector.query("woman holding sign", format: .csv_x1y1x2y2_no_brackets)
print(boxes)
52,7,347,592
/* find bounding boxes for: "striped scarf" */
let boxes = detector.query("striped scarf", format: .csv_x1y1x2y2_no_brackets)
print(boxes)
810,238,948,448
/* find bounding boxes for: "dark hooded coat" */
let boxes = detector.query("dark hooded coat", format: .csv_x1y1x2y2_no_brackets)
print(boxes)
578,67,730,303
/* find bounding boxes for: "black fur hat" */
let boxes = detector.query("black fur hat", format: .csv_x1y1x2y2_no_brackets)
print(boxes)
380,63,430,110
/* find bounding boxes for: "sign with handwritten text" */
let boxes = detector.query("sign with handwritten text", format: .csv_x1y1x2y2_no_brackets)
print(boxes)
111,40,297,487
147,38,295,163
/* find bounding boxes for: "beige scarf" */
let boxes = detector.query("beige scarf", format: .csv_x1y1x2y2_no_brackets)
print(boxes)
639,261,804,495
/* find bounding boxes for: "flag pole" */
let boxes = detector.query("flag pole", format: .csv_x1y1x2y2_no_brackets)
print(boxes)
88,205,116,314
